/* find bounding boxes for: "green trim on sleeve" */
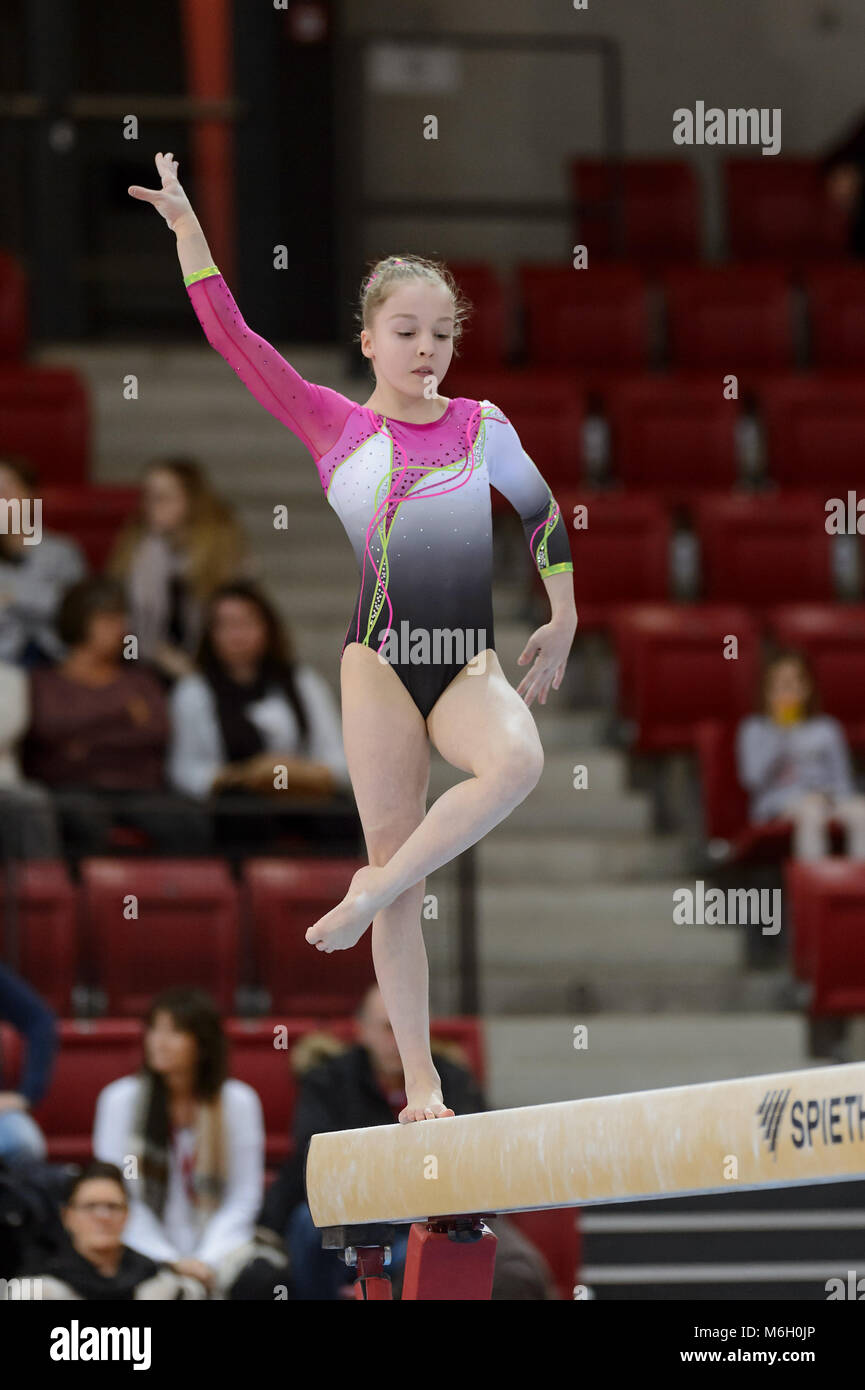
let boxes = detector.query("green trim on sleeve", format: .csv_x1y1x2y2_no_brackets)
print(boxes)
537,562,574,577
183,264,220,287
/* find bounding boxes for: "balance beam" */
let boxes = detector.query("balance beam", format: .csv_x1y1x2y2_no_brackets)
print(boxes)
307,1061,865,1228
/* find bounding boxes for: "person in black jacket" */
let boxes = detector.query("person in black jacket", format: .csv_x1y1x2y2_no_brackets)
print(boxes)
259,985,484,1299
0,964,57,1167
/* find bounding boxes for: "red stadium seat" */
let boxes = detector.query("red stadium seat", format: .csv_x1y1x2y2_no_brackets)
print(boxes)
552,491,670,628
517,265,651,393
662,266,795,384
758,374,865,491
0,364,89,485
692,492,834,606
764,603,865,750
226,1017,315,1167
605,375,739,500
724,158,849,266
40,486,140,570
448,262,509,367
0,860,78,1014
0,1023,22,1092
244,858,373,1015
695,720,784,862
507,1208,581,1301
444,367,586,500
610,604,761,752
0,251,29,359
804,266,865,368
31,1020,145,1163
784,861,865,1014
80,858,240,1015
571,158,701,265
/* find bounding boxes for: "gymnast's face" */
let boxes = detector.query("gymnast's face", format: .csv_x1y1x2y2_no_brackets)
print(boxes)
362,280,455,400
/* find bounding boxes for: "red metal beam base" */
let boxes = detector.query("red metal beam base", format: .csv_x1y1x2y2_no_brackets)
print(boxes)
352,1245,393,1301
401,1217,497,1300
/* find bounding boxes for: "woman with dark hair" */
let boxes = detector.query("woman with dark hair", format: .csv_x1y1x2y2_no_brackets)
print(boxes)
168,581,349,809
20,577,208,855
92,988,288,1299
107,456,251,683
1,1161,205,1300
736,649,865,859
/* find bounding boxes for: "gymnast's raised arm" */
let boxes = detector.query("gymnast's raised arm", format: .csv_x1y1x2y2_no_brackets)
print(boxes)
128,152,353,463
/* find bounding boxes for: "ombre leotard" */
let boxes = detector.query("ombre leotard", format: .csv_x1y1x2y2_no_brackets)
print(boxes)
185,266,574,719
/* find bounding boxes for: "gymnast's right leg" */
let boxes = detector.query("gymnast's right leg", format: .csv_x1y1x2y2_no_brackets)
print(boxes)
338,642,455,1123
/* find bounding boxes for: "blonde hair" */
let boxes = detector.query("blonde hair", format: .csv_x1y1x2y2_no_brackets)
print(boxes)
107,456,246,600
354,254,472,365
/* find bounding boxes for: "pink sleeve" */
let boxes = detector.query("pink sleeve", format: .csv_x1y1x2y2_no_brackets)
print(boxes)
185,272,355,464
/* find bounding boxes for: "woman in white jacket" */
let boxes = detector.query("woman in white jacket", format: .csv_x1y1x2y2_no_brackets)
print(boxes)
93,987,285,1298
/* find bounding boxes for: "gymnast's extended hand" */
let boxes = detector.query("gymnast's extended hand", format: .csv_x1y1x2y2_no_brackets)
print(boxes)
127,151,194,230
515,612,577,707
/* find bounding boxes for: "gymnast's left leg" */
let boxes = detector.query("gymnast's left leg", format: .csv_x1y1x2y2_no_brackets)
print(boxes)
306,650,544,951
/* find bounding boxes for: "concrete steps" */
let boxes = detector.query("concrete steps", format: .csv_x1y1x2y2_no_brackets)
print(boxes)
481,1014,810,1110
476,831,686,882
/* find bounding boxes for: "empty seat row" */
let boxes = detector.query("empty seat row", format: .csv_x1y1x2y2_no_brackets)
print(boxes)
0,856,376,1017
451,263,865,380
553,491,847,630
455,370,865,498
570,157,849,267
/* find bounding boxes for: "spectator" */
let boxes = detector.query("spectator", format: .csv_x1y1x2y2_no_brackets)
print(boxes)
93,988,290,1300
19,577,208,856
260,985,555,1299
0,963,57,1167
822,109,865,258
0,453,86,668
736,649,865,859
0,660,62,857
168,581,349,810
107,457,250,683
2,1161,205,1300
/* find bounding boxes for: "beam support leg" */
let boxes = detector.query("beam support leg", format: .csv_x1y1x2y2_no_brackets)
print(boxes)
402,1217,497,1301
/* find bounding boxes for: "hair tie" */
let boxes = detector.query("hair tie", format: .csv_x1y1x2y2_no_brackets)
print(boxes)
365,257,406,290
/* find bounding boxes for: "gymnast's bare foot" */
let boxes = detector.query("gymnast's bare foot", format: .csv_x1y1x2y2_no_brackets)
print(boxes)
399,1077,455,1124
305,864,388,952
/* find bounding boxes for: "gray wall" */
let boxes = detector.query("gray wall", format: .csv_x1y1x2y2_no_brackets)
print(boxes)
341,0,865,261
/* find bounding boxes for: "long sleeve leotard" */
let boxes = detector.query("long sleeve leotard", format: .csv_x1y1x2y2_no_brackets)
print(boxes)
185,266,573,718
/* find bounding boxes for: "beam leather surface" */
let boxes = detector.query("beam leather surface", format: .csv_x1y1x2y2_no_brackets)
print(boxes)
307,1062,865,1227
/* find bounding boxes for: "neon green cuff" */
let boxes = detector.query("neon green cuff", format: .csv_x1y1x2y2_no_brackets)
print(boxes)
183,264,220,287
538,562,574,577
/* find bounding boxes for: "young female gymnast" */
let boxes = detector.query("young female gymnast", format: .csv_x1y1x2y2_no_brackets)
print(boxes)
129,153,577,1122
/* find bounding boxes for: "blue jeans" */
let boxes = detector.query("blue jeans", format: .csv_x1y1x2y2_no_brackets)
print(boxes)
286,1201,410,1300
0,1110,47,1165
